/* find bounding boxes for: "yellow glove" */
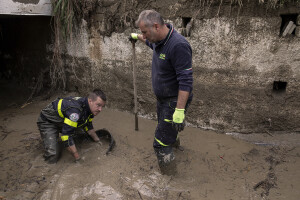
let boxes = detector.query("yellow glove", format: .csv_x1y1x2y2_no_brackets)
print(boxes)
129,33,138,42
172,108,185,132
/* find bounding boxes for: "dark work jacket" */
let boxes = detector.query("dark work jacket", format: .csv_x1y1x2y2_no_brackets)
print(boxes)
146,24,193,99
51,97,94,146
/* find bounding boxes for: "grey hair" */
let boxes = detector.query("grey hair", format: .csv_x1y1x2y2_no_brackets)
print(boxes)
135,10,164,27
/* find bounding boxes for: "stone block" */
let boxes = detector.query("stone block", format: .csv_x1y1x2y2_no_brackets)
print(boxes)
288,24,296,34
295,26,300,37
282,21,294,37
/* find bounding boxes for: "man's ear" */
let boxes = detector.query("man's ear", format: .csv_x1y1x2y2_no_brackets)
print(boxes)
153,23,159,31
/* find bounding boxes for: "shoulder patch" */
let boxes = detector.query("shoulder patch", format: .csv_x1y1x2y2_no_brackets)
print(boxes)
69,113,79,122
72,97,82,100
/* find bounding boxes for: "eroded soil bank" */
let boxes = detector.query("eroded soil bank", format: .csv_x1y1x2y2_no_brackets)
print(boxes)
0,93,299,200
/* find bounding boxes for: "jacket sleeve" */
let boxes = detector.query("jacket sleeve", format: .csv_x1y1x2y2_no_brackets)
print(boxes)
61,108,81,147
171,43,193,93
146,40,154,50
85,116,94,131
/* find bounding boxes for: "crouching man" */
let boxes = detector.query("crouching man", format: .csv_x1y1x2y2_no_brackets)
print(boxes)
37,89,106,164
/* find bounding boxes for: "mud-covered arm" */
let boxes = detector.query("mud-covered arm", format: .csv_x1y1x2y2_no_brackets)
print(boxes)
87,129,100,142
67,145,80,160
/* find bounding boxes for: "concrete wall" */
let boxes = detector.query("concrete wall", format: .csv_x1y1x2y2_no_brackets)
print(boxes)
64,1,300,133
187,16,300,133
0,0,52,16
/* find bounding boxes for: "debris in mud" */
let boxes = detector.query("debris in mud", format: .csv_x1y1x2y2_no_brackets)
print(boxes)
247,148,260,156
253,147,285,197
253,172,277,197
265,155,281,166
95,128,116,155
0,126,12,141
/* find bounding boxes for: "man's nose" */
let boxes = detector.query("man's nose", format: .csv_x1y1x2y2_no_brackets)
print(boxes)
98,106,102,112
142,34,146,39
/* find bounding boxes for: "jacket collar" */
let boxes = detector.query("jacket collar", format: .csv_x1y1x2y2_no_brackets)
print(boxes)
84,97,93,116
155,23,174,47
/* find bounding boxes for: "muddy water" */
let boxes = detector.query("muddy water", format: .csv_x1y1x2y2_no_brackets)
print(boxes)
0,97,300,200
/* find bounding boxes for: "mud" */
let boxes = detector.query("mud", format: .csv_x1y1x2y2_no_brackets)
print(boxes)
0,92,299,200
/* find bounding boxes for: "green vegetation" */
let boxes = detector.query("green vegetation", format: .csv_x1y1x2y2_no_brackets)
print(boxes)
49,0,97,90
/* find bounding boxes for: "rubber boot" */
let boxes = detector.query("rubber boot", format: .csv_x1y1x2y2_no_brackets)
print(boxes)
154,146,177,175
172,138,184,151
44,141,63,164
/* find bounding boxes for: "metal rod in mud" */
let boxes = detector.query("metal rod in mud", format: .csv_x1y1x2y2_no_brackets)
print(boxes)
132,42,139,131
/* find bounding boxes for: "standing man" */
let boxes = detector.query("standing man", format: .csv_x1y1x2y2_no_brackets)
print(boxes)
37,89,106,164
129,10,193,174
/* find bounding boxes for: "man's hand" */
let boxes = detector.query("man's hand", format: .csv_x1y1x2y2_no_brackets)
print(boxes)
88,129,101,142
67,145,80,159
129,33,138,43
172,108,185,132
74,157,84,164
73,151,80,160
96,140,103,146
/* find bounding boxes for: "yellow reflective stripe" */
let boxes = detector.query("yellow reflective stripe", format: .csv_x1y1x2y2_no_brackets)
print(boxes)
64,118,78,128
57,99,64,118
78,114,93,127
84,126,88,131
61,135,69,141
164,119,172,123
155,137,168,147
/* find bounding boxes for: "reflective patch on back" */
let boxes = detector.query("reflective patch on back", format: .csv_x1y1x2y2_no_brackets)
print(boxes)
69,113,79,122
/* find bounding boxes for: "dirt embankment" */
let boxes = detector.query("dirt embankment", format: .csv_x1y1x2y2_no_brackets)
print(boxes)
0,95,299,200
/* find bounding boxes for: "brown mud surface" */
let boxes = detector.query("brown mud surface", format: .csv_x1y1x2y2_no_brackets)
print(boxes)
0,93,300,200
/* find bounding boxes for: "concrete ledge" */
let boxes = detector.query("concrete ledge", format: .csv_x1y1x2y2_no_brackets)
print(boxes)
0,0,52,16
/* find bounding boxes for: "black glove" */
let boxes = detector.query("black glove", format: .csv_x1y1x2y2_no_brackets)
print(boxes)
172,120,185,132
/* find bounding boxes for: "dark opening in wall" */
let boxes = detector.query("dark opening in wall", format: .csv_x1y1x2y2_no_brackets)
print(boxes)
280,14,298,36
273,81,287,93
182,17,191,28
181,17,192,37
0,15,52,110
0,15,52,82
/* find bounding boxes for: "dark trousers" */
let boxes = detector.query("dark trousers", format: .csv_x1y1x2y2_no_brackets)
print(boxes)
153,97,192,148
153,96,192,174
37,115,62,158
